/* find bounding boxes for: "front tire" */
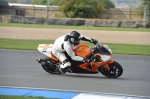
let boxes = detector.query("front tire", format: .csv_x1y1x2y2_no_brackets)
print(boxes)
99,61,123,78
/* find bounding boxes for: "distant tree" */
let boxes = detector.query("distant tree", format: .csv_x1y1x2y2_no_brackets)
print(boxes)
103,0,115,8
94,0,115,8
136,0,150,16
32,0,63,6
50,0,63,6
59,0,106,18
143,0,150,9
32,0,47,5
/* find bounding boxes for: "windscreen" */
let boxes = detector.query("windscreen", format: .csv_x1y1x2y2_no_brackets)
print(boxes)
96,44,111,55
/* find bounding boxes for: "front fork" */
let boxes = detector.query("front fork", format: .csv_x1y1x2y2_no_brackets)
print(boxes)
95,53,114,71
103,59,115,70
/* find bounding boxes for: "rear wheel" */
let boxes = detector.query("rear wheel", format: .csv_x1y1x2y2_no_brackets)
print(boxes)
99,61,123,78
40,57,61,74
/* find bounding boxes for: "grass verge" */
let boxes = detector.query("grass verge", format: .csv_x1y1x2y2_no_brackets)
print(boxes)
0,23,150,32
0,38,150,55
0,95,55,99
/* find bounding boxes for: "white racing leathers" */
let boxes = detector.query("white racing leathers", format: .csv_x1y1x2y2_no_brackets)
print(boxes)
52,34,92,69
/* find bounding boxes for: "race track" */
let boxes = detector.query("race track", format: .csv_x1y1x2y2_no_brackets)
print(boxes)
0,49,150,97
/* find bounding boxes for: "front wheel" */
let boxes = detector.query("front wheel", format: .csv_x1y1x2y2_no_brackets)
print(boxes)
99,61,123,78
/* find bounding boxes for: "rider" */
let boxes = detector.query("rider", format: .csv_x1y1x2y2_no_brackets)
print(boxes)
51,30,98,72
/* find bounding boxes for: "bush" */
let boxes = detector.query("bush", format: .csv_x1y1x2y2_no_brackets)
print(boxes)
59,0,106,18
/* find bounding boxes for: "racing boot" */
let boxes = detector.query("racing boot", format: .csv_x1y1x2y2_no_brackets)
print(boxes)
59,63,72,74
62,61,72,72
57,64,65,74
62,66,71,72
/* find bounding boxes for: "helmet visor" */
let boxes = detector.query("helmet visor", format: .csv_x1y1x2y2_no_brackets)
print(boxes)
74,38,80,45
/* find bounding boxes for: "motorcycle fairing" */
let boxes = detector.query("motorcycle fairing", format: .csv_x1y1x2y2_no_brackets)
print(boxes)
79,62,102,72
79,59,114,72
37,44,59,61
73,44,92,58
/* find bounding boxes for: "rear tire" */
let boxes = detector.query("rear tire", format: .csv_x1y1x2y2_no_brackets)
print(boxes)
40,57,61,74
99,61,123,78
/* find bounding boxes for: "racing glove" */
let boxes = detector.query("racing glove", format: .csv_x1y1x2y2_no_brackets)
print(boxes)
82,58,91,63
90,38,98,45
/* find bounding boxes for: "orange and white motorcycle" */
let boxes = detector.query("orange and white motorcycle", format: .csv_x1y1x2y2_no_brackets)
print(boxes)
37,42,123,78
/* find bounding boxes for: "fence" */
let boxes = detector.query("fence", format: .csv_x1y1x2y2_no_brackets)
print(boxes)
0,3,149,21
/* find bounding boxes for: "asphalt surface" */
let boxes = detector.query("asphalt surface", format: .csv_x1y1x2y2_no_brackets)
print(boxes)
0,49,150,97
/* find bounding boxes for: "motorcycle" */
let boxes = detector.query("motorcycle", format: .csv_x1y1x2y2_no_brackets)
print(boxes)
37,42,123,78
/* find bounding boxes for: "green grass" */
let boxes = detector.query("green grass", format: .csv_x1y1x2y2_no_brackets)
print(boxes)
0,95,57,99
0,38,54,50
0,23,150,32
0,38,150,55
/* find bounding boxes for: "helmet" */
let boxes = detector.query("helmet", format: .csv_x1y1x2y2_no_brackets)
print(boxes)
69,31,81,45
